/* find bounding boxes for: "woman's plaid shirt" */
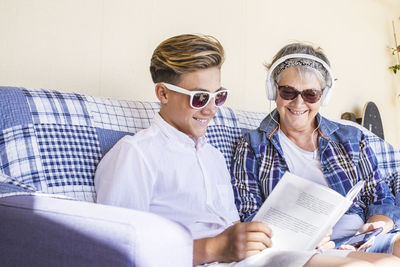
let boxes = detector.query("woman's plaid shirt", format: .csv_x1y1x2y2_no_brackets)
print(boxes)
231,111,396,223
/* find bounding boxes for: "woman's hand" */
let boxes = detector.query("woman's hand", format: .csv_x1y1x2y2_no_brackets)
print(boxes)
355,221,386,235
338,220,386,251
316,228,335,250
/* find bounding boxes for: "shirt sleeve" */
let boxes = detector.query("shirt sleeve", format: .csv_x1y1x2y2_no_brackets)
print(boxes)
94,138,154,211
230,136,264,222
357,135,396,220
366,133,400,203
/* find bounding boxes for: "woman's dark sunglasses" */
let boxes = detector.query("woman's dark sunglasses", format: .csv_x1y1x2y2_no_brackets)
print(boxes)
277,85,323,104
163,83,229,109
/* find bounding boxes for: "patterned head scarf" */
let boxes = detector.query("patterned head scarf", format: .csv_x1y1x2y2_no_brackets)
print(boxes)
273,58,332,88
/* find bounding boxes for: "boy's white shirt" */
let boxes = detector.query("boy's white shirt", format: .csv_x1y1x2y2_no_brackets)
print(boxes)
95,112,239,239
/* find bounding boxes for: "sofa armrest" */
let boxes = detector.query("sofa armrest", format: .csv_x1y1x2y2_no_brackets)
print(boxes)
0,194,192,267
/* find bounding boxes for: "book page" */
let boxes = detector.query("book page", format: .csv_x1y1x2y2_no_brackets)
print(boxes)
333,180,365,225
346,180,364,201
252,172,356,250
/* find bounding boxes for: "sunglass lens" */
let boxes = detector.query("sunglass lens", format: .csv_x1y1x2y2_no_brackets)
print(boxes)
215,91,228,106
192,93,210,108
279,86,298,100
302,89,322,103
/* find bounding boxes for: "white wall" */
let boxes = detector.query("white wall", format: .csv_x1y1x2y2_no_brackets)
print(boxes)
1,0,399,146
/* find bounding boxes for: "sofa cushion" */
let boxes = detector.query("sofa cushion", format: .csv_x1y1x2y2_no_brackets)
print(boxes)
0,87,265,202
0,87,101,201
206,108,265,170
85,96,160,156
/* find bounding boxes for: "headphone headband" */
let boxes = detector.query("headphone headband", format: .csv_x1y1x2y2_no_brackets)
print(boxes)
265,53,335,106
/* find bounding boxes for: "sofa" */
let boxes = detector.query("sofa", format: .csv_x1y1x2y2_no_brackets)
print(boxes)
1,86,400,266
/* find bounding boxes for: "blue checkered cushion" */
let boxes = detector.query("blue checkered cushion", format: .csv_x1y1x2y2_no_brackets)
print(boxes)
0,86,399,204
0,86,264,202
206,108,265,170
0,88,100,200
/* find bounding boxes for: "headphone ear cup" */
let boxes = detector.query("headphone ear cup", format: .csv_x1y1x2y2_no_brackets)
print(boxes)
266,72,277,101
270,82,277,100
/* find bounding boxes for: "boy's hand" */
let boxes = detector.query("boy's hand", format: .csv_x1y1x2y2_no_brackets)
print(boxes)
193,221,272,265
225,221,273,259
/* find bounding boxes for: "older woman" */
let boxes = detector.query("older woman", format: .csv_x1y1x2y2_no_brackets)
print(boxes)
231,42,400,256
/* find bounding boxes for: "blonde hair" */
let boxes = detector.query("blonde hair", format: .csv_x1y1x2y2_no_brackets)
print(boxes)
150,34,225,84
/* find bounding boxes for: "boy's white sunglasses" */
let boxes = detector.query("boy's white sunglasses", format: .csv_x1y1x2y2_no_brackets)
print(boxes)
162,83,229,109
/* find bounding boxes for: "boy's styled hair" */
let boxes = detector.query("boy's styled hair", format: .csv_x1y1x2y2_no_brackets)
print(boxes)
150,34,225,84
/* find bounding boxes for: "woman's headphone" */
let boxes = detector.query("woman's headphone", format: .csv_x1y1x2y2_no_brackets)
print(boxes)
265,53,335,106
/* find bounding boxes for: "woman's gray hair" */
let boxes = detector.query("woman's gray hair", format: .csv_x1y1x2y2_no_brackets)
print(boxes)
265,43,332,88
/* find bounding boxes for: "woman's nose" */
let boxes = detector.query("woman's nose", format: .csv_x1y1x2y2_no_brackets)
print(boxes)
293,93,304,104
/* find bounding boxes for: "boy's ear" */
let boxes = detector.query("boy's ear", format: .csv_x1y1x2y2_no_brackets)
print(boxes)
155,83,169,104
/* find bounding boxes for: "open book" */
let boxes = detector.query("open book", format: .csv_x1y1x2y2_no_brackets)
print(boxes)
252,172,364,250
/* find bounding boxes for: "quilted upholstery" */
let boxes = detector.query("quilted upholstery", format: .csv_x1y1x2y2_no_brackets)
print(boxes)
0,86,399,203
0,86,265,201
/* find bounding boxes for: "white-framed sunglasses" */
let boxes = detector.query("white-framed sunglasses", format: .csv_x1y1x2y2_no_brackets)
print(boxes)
162,83,229,109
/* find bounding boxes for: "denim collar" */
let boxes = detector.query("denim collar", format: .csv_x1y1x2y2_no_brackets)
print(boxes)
258,109,340,141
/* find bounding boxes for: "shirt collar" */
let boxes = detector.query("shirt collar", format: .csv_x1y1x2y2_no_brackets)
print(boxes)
153,113,207,148
259,109,339,140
